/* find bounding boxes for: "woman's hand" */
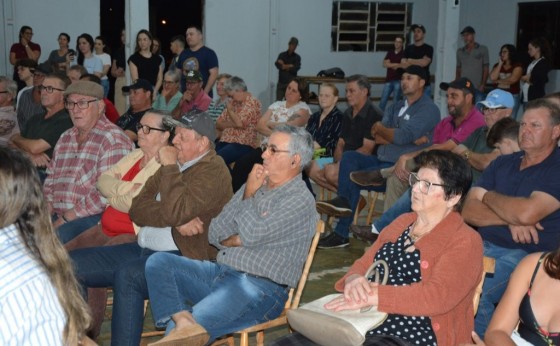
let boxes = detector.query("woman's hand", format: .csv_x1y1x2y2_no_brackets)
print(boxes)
324,275,378,312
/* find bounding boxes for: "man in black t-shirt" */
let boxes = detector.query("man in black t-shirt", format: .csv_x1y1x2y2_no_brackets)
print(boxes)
402,24,434,98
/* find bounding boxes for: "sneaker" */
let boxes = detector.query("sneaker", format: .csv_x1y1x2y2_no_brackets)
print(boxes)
350,170,386,187
318,232,350,249
350,224,379,243
316,197,352,217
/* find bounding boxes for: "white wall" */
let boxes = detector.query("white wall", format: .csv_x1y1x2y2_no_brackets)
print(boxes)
205,0,439,108
0,0,100,76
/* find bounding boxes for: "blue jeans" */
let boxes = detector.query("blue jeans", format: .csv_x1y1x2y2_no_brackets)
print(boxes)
101,79,110,99
145,252,289,342
216,142,255,165
373,189,411,232
335,151,392,239
57,213,101,244
423,84,432,99
512,94,521,121
379,80,402,111
70,242,180,346
474,241,528,338
474,89,486,106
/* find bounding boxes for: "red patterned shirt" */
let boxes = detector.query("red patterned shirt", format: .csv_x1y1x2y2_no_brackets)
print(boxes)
217,94,262,148
44,116,134,217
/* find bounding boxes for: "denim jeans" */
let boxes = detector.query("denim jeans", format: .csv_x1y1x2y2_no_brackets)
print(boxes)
423,84,432,99
101,78,110,99
216,142,255,165
474,89,486,106
57,213,102,244
70,242,180,346
474,241,528,338
334,151,392,239
145,252,289,342
379,80,402,111
373,189,411,232
511,94,521,121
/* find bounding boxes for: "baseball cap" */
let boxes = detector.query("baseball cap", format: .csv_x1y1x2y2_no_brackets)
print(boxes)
477,89,514,109
410,24,426,33
185,70,203,82
122,79,154,93
64,80,104,99
164,110,216,143
460,26,476,35
403,65,428,81
440,77,476,95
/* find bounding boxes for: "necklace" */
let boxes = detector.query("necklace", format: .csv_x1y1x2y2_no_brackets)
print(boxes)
408,221,434,242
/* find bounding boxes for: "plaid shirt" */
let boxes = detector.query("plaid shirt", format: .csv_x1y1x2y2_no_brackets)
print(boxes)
44,116,134,217
209,175,318,287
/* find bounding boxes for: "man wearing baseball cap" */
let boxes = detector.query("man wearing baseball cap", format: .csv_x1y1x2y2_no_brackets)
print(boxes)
402,24,434,98
317,65,440,248
71,110,232,345
117,78,153,142
45,80,134,244
457,26,489,104
172,70,211,119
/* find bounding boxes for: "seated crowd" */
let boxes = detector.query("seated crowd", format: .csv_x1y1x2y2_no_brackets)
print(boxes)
1,23,559,346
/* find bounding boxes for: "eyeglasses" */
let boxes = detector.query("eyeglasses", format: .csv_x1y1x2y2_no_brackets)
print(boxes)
64,99,98,110
38,85,64,93
136,123,166,134
0,91,8,94
163,80,176,85
261,143,291,155
408,172,449,194
481,107,506,114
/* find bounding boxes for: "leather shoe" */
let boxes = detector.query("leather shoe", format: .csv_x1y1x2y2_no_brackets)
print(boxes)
148,323,209,346
316,196,352,217
350,224,379,243
350,170,385,187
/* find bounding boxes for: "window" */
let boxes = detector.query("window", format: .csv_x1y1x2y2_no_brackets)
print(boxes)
331,1,412,52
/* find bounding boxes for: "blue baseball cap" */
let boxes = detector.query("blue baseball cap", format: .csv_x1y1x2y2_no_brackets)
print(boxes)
477,89,514,109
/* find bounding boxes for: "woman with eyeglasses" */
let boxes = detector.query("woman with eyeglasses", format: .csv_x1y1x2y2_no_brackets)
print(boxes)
277,150,483,346
63,110,170,339
152,70,183,112
9,26,41,90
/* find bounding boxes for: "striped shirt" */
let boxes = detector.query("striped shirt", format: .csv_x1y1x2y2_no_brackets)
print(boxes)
0,224,66,345
44,116,134,217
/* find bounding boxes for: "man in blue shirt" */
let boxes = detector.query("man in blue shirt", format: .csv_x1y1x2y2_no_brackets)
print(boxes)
462,98,560,338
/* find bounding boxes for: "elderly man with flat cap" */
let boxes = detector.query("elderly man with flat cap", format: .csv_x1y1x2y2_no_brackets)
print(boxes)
70,110,233,345
317,65,440,248
44,80,133,244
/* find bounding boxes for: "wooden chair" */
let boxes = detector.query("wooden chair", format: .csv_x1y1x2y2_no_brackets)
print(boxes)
212,220,326,346
317,186,384,227
473,256,496,315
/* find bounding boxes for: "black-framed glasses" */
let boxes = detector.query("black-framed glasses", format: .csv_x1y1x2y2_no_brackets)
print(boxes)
408,172,449,194
64,99,98,110
163,80,177,85
136,123,166,134
481,106,506,114
261,143,291,155
38,85,64,93
0,91,8,94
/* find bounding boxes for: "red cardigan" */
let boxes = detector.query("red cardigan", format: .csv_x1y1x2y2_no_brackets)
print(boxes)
335,211,483,346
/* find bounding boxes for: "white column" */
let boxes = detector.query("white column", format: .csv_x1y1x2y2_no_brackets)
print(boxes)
124,0,149,84
434,0,461,117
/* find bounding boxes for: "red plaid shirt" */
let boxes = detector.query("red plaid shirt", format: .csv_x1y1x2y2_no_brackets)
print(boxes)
44,116,134,217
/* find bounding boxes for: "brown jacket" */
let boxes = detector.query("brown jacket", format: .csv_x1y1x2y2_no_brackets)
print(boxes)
335,212,483,346
129,150,233,260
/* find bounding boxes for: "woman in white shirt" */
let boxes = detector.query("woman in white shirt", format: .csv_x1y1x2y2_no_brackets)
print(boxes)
94,36,112,98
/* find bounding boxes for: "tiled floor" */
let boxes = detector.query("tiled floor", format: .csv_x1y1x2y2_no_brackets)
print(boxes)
96,191,383,345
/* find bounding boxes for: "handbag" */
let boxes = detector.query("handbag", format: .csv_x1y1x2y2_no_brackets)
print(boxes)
287,260,389,346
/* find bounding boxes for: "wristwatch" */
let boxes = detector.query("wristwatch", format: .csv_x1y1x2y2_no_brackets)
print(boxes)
463,150,471,161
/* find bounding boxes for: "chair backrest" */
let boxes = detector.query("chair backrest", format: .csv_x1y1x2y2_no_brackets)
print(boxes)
473,256,496,315
286,220,326,310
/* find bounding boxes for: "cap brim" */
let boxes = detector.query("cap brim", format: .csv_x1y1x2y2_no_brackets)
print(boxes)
477,100,502,109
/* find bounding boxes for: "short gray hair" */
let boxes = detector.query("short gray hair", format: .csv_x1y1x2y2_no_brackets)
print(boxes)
224,76,247,93
0,76,18,99
272,124,314,170
164,69,181,83
346,74,371,95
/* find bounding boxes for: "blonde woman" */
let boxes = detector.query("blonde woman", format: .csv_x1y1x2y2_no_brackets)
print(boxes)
0,147,91,345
